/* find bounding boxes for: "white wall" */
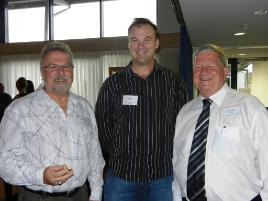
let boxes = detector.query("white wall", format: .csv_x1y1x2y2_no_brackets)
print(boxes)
251,61,268,106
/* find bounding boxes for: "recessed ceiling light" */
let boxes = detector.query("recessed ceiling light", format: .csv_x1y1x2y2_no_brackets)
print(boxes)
254,9,268,15
238,45,268,49
234,32,246,36
238,53,246,56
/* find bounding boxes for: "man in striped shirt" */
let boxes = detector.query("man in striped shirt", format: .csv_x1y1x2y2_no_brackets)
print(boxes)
95,18,188,201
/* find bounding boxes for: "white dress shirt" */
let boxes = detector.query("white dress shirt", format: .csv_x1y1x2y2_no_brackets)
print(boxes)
0,87,105,200
173,84,268,201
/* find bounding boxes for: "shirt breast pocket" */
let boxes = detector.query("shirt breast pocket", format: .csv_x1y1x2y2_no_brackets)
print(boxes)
211,125,240,157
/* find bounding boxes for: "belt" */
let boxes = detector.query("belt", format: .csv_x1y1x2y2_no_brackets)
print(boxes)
22,185,81,197
182,194,261,201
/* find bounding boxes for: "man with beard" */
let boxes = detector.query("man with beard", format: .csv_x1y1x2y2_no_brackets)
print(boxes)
0,42,105,201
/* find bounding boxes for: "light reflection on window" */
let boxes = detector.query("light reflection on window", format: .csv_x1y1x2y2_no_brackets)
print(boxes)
54,2,100,40
7,0,156,42
103,0,156,37
8,7,45,42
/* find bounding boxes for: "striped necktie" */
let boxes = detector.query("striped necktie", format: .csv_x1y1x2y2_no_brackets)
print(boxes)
187,98,212,201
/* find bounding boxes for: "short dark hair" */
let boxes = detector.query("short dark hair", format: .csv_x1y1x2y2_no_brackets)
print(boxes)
0,83,4,93
16,77,27,91
128,18,160,41
26,80,35,93
40,42,74,68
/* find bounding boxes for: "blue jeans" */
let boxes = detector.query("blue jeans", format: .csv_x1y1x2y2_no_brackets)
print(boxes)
103,170,173,201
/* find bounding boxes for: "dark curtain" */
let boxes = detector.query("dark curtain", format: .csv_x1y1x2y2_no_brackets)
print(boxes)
179,24,193,100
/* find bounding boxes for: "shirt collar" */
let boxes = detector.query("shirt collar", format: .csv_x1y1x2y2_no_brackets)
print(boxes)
36,83,76,106
199,83,228,107
127,59,162,79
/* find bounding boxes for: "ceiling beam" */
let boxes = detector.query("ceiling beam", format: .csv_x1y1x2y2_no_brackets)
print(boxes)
0,33,180,55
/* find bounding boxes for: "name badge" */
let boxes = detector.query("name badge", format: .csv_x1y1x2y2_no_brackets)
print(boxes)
122,95,138,105
222,106,241,117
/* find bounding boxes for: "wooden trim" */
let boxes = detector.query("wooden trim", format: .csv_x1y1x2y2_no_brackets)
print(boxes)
0,33,180,55
109,67,125,76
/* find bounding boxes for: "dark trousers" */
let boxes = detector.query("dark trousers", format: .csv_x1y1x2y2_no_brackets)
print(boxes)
182,194,262,201
4,181,13,201
18,184,88,201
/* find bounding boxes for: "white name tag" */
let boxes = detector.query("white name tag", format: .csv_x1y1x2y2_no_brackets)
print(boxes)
122,95,138,105
222,106,241,117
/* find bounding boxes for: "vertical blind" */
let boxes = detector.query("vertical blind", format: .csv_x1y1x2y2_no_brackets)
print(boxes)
0,48,179,106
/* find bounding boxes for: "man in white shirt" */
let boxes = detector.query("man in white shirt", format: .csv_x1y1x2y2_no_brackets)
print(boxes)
0,42,105,201
172,44,268,201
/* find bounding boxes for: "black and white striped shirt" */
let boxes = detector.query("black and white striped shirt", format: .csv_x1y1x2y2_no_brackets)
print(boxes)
95,60,188,182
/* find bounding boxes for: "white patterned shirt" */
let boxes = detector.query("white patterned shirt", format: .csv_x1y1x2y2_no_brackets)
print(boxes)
0,87,105,200
173,84,268,201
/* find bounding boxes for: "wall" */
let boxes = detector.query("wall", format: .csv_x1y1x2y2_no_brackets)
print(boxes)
158,48,180,74
157,0,180,33
157,0,181,74
251,61,268,106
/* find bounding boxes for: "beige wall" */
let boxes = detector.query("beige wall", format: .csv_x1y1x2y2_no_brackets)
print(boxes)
251,61,268,106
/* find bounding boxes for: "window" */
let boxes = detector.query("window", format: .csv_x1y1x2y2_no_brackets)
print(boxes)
7,0,156,42
103,0,156,37
54,2,100,40
8,5,46,42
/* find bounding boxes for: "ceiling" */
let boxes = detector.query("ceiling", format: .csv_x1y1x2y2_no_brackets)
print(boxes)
177,0,268,61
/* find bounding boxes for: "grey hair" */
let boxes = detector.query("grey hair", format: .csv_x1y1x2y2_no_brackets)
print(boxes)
40,42,74,67
193,44,228,66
